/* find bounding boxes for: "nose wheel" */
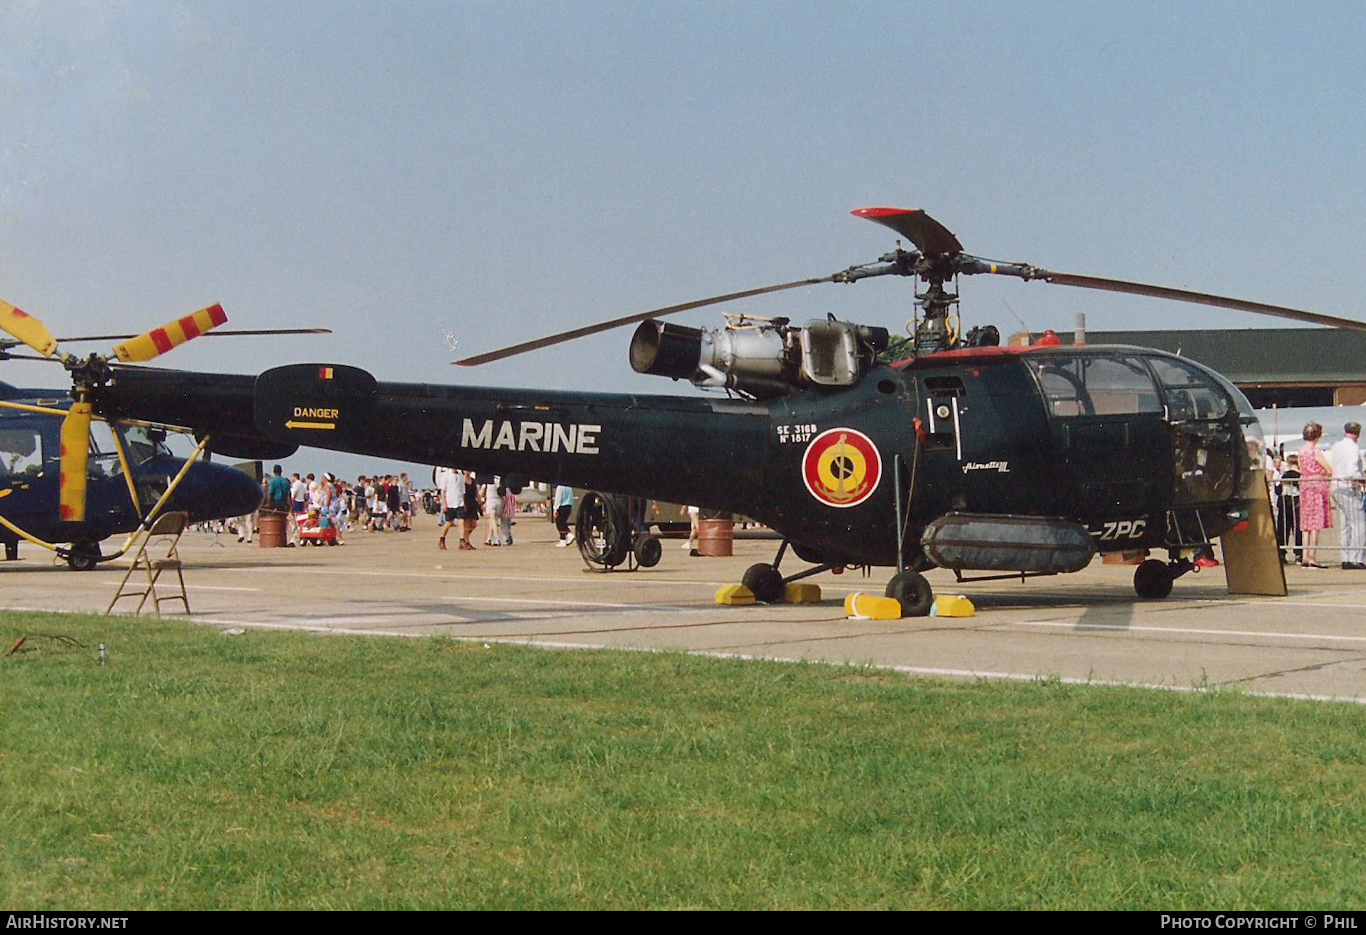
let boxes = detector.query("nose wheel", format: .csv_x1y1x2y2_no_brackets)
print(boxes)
741,563,785,603
1133,556,1194,600
66,539,102,572
885,570,934,617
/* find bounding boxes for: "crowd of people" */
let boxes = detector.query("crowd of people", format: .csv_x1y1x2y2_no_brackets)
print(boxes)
232,471,714,559
244,467,425,546
218,465,573,552
1272,420,1365,569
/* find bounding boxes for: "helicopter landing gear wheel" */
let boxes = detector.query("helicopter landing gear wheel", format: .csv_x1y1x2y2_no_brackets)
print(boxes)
1133,559,1174,600
886,570,934,617
67,540,102,572
575,492,630,569
633,534,663,568
741,563,785,604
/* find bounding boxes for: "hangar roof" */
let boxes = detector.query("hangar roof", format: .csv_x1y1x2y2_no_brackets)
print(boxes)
1056,328,1366,384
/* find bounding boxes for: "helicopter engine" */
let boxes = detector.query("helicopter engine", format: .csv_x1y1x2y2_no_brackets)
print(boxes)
629,317,889,398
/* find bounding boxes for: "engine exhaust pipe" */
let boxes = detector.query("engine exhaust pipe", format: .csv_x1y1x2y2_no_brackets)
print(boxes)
630,321,703,378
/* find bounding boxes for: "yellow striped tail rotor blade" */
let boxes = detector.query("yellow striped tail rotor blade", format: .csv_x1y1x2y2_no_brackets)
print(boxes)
59,402,92,523
0,300,59,357
113,303,228,362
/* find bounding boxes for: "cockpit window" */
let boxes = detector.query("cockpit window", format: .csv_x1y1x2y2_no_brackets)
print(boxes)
1148,358,1230,421
0,428,44,476
87,422,124,478
1030,356,1163,418
117,424,174,465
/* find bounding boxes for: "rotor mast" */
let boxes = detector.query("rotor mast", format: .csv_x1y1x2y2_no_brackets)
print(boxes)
831,248,966,354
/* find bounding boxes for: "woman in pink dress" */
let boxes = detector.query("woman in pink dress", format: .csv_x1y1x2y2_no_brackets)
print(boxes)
1298,422,1335,567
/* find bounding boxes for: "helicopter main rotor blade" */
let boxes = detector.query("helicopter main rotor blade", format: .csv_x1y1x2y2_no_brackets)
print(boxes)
112,303,229,362
455,277,831,366
0,301,60,357
1037,270,1366,331
851,207,964,256
58,402,93,522
961,260,1366,332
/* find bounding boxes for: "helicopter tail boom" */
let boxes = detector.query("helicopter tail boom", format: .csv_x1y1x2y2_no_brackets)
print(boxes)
98,364,774,514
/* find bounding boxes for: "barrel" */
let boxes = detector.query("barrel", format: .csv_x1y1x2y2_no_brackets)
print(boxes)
257,510,288,548
697,517,734,557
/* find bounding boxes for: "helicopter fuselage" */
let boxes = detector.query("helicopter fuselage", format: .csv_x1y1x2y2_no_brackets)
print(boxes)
100,343,1263,571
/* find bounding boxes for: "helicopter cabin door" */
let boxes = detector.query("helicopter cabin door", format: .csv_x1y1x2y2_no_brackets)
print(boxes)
916,374,969,513
1029,354,1170,527
912,361,1057,517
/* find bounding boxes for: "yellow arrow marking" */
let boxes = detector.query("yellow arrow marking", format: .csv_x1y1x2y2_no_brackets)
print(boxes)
284,420,336,431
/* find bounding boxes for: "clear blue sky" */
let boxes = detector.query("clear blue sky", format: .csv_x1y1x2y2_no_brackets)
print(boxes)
3,1,1364,477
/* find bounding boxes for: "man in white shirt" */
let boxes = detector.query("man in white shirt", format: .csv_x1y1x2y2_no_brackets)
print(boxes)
1329,422,1365,569
437,467,469,550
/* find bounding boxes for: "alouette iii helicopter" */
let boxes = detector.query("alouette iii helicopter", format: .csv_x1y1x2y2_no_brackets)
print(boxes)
10,208,1365,610
0,303,322,569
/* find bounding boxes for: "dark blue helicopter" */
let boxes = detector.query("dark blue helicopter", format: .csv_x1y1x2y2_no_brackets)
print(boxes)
0,382,264,569
0,302,319,570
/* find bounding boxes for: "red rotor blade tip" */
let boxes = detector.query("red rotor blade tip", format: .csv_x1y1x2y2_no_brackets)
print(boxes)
852,207,914,219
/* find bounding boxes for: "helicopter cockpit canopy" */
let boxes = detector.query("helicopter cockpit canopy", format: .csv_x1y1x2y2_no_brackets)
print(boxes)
1028,350,1261,505
1026,351,1251,423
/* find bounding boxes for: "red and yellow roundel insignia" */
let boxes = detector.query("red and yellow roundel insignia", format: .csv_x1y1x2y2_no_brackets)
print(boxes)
802,428,881,508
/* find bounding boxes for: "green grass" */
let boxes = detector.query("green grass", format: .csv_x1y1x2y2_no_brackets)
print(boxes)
3,611,1365,909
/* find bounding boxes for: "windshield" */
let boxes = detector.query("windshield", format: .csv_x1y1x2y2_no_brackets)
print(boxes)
1211,372,1270,499
1150,354,1264,500
115,424,174,465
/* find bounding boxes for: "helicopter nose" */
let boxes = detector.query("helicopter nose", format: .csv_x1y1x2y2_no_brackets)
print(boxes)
173,462,263,521
217,465,266,518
